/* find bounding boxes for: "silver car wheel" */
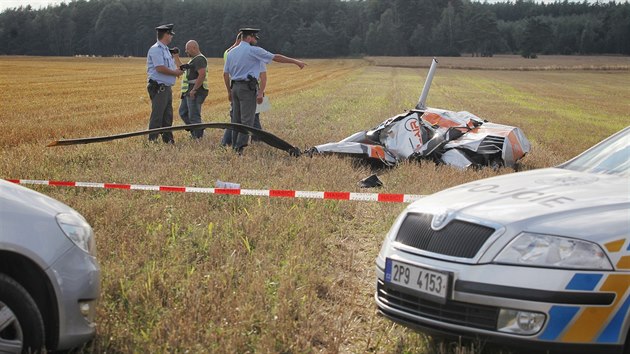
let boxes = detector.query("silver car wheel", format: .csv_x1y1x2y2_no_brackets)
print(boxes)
0,301,23,354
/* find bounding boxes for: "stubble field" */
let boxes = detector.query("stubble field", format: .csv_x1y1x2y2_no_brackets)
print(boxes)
0,55,629,353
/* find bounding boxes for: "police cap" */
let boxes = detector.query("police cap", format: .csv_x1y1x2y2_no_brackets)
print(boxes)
155,23,175,35
239,27,260,39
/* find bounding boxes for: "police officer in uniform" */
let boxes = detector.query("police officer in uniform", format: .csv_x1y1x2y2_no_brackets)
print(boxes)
221,31,267,146
146,24,183,143
223,28,306,154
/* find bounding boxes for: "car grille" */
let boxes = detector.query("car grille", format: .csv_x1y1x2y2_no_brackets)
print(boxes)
377,280,499,331
395,213,495,258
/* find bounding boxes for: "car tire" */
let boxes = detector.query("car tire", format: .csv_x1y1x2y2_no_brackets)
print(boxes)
0,273,45,353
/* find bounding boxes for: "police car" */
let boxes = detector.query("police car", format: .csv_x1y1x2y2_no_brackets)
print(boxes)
375,126,630,353
0,180,100,352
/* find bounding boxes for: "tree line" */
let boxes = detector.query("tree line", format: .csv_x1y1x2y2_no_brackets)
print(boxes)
1,0,629,58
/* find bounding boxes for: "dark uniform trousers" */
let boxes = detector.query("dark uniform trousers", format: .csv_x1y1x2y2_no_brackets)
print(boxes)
230,82,257,150
148,85,175,143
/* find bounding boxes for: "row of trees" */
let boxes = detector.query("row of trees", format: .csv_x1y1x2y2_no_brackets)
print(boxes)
1,0,629,58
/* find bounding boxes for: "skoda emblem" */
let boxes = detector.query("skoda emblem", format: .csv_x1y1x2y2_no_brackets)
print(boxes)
432,211,452,230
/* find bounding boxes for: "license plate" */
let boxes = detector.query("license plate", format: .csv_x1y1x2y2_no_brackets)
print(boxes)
385,258,450,303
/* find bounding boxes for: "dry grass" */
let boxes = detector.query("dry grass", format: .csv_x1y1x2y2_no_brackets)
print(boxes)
366,54,630,71
0,55,628,353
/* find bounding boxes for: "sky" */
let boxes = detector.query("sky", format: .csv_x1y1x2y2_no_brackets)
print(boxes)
0,0,624,12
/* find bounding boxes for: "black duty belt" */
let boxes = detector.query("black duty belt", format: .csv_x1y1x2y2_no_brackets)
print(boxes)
148,79,169,87
231,76,257,90
148,79,169,93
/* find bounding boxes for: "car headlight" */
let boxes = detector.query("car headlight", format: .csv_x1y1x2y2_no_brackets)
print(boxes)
494,232,612,270
56,212,96,256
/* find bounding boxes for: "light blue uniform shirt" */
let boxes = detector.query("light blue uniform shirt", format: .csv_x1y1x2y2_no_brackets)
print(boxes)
147,41,177,86
224,42,274,81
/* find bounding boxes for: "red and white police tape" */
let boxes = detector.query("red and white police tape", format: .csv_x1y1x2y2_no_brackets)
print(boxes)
5,179,425,203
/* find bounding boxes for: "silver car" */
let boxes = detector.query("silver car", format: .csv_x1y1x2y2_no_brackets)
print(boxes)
375,126,630,353
0,179,100,352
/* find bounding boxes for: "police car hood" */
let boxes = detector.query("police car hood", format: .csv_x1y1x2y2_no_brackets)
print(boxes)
407,168,629,241
0,179,75,217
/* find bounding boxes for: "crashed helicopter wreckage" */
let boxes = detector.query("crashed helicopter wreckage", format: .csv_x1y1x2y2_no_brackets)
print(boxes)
308,58,531,169
308,108,530,169
48,59,530,170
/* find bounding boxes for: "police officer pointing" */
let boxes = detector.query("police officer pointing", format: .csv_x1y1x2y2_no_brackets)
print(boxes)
223,28,306,154
146,24,183,143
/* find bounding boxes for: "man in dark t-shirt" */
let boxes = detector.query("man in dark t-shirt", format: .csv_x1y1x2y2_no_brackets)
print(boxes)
175,40,208,139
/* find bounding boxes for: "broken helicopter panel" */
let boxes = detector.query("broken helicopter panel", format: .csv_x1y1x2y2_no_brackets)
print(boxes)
309,58,530,169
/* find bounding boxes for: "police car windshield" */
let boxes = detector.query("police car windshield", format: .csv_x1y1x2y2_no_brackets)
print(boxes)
561,127,630,177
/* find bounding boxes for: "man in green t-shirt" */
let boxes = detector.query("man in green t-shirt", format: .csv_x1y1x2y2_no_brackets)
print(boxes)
175,40,208,139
